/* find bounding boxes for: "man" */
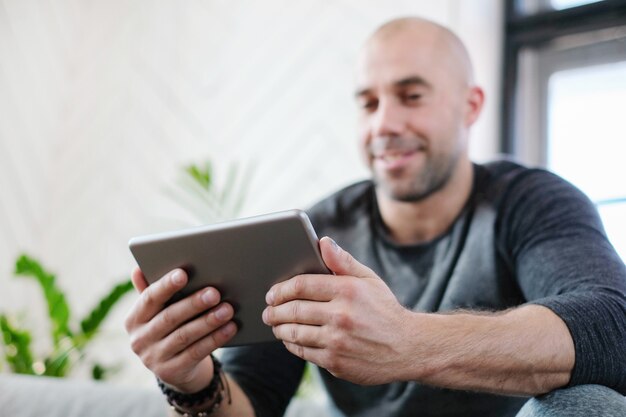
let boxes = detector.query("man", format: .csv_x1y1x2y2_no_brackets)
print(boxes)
125,17,626,417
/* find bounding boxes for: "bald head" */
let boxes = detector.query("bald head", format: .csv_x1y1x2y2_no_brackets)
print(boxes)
362,17,475,87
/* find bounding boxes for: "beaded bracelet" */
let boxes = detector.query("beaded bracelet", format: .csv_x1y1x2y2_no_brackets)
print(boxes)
157,354,231,416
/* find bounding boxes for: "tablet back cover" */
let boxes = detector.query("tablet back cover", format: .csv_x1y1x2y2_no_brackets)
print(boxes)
129,210,329,346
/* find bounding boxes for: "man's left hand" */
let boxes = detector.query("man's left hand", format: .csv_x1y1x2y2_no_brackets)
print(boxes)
263,236,414,385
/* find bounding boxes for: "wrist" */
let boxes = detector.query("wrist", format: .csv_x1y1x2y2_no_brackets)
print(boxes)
398,311,481,383
158,354,231,416
397,311,439,381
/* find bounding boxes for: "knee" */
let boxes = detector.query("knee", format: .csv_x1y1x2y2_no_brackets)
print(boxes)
517,384,626,417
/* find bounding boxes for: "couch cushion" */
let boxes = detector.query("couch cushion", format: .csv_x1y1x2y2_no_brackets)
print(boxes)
0,374,167,417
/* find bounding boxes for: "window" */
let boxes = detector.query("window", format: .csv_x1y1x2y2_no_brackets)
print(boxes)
548,62,626,260
551,0,604,9
503,0,626,260
518,0,605,15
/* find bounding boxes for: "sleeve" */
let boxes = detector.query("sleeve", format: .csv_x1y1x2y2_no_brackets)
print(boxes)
220,341,305,417
497,169,626,394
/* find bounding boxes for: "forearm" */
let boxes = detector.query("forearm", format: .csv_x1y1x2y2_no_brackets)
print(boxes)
167,373,256,417
403,304,574,396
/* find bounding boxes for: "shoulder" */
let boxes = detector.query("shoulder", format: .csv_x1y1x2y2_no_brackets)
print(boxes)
305,180,375,233
475,159,595,213
476,159,555,196
476,160,606,256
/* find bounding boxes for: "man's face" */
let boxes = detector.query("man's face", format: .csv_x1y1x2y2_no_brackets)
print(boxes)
355,30,472,202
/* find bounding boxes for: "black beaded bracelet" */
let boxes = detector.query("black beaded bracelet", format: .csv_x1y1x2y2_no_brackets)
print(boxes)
157,354,231,416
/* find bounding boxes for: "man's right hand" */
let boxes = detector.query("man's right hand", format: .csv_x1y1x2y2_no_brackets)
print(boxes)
124,267,237,393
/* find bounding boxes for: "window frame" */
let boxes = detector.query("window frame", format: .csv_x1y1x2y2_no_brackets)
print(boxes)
501,0,626,157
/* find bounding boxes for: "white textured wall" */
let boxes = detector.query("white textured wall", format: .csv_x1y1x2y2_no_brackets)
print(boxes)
0,0,502,385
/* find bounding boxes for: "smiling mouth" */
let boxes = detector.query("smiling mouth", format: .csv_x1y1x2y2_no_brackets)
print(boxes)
370,140,425,158
369,137,426,169
372,149,423,171
376,150,417,162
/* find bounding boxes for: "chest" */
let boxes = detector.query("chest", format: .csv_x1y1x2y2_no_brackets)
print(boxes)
333,205,524,313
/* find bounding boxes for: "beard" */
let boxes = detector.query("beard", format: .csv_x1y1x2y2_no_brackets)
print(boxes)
370,137,462,203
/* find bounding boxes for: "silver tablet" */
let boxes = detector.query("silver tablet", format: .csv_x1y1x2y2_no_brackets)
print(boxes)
128,209,330,346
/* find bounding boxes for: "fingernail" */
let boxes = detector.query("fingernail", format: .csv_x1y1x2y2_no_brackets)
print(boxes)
266,290,275,305
329,237,341,253
262,307,269,324
171,270,185,285
221,322,235,336
201,288,218,305
214,304,230,321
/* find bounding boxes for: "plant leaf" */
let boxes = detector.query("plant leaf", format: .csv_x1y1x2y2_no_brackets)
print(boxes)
92,363,106,380
91,362,122,380
171,169,226,222
0,314,35,375
185,161,212,190
79,279,134,340
14,255,72,345
44,340,77,377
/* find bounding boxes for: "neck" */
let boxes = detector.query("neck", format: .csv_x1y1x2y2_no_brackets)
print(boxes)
376,159,474,245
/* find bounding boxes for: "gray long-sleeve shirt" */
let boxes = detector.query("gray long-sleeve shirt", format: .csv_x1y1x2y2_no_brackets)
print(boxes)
222,161,626,417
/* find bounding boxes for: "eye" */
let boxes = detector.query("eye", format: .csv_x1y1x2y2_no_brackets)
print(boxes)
358,98,378,112
402,93,422,104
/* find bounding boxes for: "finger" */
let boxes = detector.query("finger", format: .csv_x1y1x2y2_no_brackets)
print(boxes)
283,341,325,366
133,269,188,323
262,300,329,326
145,286,223,342
272,323,325,348
131,267,149,293
176,321,238,365
320,236,377,279
158,302,235,359
266,274,338,306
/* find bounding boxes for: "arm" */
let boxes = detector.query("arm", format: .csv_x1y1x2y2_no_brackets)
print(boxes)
500,169,626,393
401,305,573,395
124,267,255,417
263,237,574,396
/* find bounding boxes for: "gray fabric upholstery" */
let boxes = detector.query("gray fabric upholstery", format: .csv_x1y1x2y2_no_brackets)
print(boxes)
0,373,328,417
0,374,167,417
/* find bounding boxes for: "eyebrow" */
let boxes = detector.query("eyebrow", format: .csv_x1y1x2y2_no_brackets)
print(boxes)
354,76,432,98
396,76,431,89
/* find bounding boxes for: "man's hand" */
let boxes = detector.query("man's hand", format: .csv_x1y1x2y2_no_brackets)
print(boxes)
263,236,414,385
124,268,237,393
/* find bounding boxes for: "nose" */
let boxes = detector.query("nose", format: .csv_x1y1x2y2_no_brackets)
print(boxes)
371,99,406,138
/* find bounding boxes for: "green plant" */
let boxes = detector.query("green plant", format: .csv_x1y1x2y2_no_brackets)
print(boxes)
0,254,133,379
166,159,254,224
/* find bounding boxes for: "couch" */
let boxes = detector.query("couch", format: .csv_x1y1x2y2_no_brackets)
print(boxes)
0,374,329,417
0,374,167,417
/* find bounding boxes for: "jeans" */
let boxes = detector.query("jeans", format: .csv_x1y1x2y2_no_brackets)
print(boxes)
516,384,626,417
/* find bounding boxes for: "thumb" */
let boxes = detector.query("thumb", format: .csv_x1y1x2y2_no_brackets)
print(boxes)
131,266,149,293
320,236,378,279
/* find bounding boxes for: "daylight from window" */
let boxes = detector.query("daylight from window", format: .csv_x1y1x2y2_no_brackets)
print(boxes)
550,0,603,10
548,60,626,261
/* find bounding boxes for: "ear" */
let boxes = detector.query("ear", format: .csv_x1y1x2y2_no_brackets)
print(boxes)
464,86,485,127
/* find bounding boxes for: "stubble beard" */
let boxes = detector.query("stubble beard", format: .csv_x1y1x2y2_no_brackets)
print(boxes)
373,148,461,203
